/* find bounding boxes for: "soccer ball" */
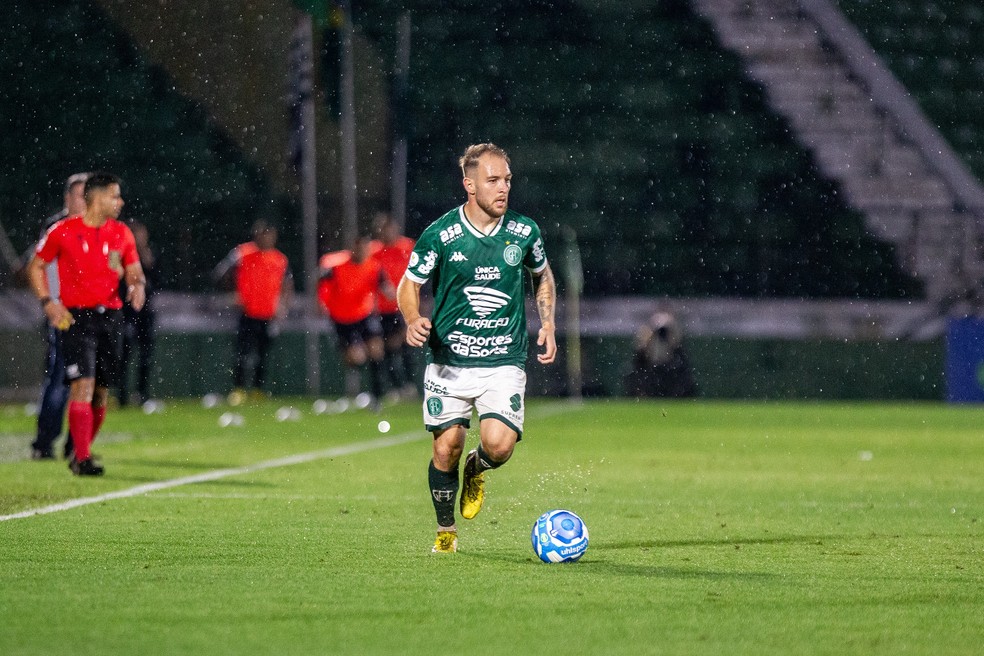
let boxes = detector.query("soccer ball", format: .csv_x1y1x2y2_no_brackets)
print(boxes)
531,509,589,563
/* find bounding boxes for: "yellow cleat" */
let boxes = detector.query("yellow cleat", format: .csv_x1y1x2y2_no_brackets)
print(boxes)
432,530,458,554
459,449,485,520
227,389,245,407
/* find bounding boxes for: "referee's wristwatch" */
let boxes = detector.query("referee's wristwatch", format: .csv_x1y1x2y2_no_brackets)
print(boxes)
39,296,53,307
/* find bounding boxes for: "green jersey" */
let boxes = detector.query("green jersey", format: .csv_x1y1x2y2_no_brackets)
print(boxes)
405,206,548,369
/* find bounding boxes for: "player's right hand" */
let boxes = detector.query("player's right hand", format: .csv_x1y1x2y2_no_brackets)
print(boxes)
47,303,74,331
406,316,431,347
55,312,74,331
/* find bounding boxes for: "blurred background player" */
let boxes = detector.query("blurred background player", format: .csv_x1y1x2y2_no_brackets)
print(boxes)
370,212,417,399
224,220,292,405
212,221,261,290
318,235,392,408
398,143,557,553
27,172,145,476
25,172,88,460
117,221,159,408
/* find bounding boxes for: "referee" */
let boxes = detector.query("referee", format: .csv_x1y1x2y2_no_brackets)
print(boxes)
27,172,145,476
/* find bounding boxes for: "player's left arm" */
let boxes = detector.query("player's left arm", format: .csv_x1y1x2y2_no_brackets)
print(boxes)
532,262,557,365
378,268,397,303
121,225,146,310
124,262,146,311
277,268,294,320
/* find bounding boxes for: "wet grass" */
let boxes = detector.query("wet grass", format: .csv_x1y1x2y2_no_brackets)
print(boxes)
1,398,982,655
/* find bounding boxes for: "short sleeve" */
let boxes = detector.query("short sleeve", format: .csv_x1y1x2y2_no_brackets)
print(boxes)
121,225,139,267
524,222,548,273
34,223,63,262
404,226,442,284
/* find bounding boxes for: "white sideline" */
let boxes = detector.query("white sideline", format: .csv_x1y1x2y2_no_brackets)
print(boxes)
0,401,581,523
0,431,425,523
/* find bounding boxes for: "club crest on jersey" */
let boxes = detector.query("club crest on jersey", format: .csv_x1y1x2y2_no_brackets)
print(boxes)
503,244,522,266
463,285,511,318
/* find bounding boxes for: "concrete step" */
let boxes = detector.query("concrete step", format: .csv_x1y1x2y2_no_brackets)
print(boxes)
694,0,981,299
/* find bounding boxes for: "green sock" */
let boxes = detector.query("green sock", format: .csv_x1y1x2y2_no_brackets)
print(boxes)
428,460,459,528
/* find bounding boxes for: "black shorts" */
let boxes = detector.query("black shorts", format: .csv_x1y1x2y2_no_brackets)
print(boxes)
379,311,405,340
334,315,383,348
60,307,122,387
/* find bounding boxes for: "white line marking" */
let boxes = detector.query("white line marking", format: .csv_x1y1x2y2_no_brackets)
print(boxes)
0,431,425,522
0,401,583,522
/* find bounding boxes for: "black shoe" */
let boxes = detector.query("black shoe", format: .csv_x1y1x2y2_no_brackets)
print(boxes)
69,457,104,476
31,448,55,460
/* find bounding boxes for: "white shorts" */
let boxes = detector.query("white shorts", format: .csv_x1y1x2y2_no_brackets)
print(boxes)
422,364,527,437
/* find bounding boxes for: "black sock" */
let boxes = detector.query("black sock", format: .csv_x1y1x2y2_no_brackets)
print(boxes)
428,460,459,528
368,360,383,398
476,444,505,473
383,350,403,388
400,346,415,386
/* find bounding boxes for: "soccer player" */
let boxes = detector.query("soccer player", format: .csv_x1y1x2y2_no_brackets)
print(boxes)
27,172,145,476
370,212,417,398
27,172,88,460
317,235,391,406
212,224,260,290
228,220,292,405
397,143,557,553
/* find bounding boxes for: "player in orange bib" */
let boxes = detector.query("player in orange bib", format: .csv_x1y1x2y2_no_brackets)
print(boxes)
318,235,393,407
222,220,292,404
371,213,417,399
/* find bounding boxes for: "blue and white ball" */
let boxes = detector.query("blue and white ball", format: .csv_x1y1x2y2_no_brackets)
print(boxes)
531,509,589,563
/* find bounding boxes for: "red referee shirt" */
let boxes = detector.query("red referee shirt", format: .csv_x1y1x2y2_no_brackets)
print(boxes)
370,236,414,314
35,216,138,310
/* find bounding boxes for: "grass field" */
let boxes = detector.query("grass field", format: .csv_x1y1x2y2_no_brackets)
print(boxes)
1,398,982,655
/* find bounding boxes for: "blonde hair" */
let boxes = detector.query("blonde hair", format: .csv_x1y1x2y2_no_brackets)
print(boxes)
459,143,510,177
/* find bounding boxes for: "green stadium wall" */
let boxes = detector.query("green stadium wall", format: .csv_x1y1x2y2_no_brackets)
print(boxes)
0,330,943,402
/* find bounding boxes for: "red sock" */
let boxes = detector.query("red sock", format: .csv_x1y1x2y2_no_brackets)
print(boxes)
92,405,107,442
68,401,94,461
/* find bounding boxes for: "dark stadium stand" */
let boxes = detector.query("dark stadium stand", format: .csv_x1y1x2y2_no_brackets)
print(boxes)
353,0,919,298
0,0,293,290
1,0,924,298
840,1,984,181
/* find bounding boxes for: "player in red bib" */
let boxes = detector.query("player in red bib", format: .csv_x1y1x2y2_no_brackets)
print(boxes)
27,172,146,476
225,220,292,405
211,232,260,290
371,213,417,398
318,235,393,406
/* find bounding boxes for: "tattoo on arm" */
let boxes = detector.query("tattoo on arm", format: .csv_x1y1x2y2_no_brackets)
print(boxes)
534,265,556,326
